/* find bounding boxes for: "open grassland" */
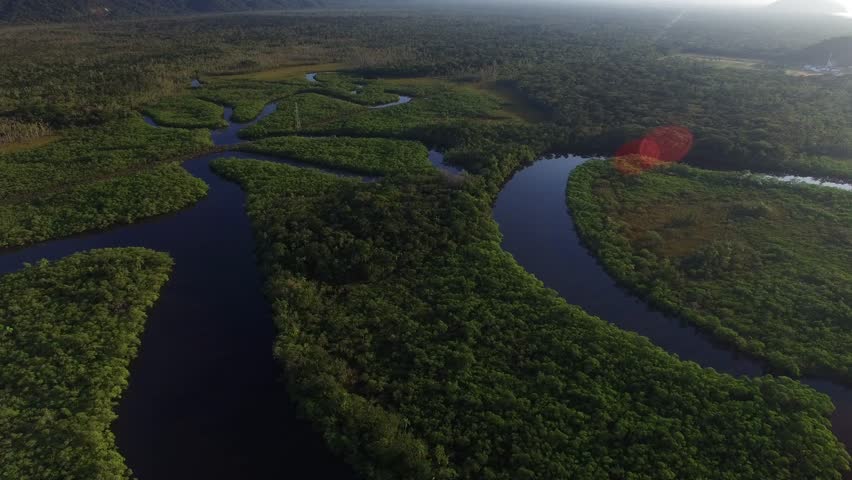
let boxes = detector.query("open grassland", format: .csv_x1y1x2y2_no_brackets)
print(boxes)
387,77,549,123
0,135,59,154
0,248,173,480
221,62,352,81
667,53,766,70
569,160,852,380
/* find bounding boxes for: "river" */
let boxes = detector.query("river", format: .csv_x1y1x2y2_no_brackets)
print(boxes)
3,86,851,478
0,103,357,480
491,155,852,471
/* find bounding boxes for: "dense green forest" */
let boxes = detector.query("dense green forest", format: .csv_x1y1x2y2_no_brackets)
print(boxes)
143,97,227,129
568,160,852,380
213,156,850,480
0,115,210,247
0,0,324,22
1,5,852,479
242,136,433,175
0,163,208,248
0,248,172,480
2,8,850,179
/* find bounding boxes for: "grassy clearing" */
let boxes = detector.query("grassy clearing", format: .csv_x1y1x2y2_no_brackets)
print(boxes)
569,160,852,379
221,62,351,81
0,134,59,154
0,248,173,480
389,77,548,123
242,136,433,176
462,81,550,123
667,53,765,70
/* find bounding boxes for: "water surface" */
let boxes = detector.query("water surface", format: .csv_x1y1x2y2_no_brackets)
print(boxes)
0,105,355,480
492,155,852,466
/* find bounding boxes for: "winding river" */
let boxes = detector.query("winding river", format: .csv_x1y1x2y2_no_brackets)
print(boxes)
0,104,358,480
492,155,852,469
3,79,852,478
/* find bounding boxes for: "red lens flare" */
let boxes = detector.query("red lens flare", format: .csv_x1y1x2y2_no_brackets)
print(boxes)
614,126,693,175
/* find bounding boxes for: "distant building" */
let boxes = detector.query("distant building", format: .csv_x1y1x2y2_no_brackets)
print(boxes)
804,53,844,75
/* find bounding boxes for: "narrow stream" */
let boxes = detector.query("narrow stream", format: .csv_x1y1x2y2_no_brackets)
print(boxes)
0,105,357,480
491,155,852,468
369,95,413,109
306,72,411,107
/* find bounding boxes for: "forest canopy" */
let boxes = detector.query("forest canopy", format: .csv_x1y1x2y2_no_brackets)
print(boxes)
568,160,852,380
0,248,173,480
212,154,851,480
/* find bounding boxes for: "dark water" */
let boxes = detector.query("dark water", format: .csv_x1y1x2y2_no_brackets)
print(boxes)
0,105,356,480
428,150,465,176
8,89,850,478
491,155,852,466
211,103,277,145
305,72,409,108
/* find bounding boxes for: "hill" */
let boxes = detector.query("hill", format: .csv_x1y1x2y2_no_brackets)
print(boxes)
767,0,845,15
787,36,852,66
0,0,325,22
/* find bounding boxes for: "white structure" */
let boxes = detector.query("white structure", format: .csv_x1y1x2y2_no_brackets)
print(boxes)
804,53,844,75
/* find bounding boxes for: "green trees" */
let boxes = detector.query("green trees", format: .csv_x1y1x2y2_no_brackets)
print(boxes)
515,57,852,180
0,115,211,247
242,136,433,175
0,248,173,480
195,80,304,122
568,160,852,380
142,97,227,129
0,164,208,248
241,93,364,138
215,157,850,480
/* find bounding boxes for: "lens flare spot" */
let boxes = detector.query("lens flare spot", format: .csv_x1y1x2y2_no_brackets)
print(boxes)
614,126,693,175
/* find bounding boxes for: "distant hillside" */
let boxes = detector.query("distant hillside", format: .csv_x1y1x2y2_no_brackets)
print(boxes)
767,0,845,15
0,0,325,22
786,36,852,66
